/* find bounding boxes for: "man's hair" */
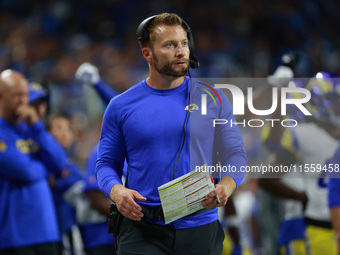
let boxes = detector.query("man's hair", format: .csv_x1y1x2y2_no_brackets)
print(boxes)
140,13,186,49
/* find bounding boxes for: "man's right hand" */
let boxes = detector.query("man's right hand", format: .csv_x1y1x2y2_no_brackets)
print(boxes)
110,184,147,221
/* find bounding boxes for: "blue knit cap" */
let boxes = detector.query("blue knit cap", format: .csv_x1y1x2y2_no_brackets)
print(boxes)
28,81,50,104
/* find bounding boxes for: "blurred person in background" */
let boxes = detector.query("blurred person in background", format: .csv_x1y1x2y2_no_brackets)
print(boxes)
47,115,84,255
323,75,340,255
75,61,123,255
328,148,340,255
75,62,120,255
231,53,297,255
260,72,340,255
29,81,84,255
259,56,308,255
0,69,67,255
28,81,50,121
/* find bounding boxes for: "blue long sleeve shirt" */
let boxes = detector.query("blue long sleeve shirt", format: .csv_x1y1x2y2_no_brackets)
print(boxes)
94,79,119,105
96,77,247,229
0,118,67,249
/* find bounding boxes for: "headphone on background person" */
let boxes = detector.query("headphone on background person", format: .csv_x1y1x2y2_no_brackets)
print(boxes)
136,15,200,69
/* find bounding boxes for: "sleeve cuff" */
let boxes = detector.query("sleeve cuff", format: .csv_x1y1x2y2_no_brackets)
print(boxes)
96,166,123,199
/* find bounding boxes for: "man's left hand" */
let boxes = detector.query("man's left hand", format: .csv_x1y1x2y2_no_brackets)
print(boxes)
202,176,236,208
17,105,40,125
202,183,228,207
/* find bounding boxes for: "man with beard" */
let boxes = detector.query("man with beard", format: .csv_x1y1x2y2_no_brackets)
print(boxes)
96,13,247,255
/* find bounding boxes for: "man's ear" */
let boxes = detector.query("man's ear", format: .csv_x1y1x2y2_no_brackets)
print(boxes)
142,47,152,63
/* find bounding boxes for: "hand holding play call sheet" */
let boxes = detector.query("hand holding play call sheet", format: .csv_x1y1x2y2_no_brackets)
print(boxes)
158,164,215,224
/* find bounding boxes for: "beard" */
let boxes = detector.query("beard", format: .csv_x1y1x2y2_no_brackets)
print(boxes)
152,53,189,77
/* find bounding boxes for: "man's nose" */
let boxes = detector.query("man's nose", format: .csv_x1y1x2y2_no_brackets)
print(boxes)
176,45,186,58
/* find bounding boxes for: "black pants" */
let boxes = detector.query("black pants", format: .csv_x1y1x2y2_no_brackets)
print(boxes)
86,245,116,255
118,218,224,255
0,242,61,255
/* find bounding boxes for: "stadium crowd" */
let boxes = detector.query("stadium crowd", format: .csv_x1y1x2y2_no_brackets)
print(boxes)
1,1,340,255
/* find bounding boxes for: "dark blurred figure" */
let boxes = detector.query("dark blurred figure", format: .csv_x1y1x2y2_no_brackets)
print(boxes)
0,69,67,254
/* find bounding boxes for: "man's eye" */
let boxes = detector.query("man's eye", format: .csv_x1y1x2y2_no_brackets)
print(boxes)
183,42,188,46
167,43,173,47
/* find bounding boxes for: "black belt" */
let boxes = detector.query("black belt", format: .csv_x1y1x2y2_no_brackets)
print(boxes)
305,217,332,229
140,205,212,222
